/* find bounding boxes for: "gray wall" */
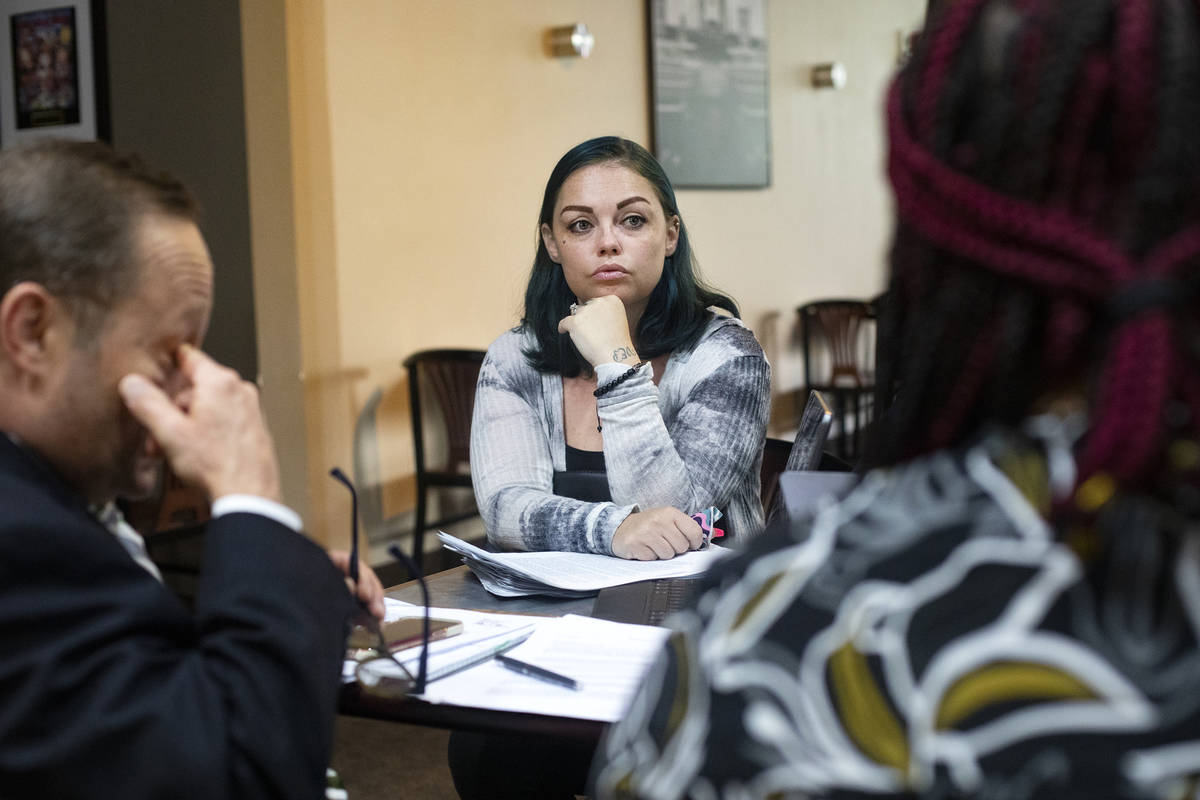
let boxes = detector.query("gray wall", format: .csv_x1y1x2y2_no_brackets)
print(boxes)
104,0,258,380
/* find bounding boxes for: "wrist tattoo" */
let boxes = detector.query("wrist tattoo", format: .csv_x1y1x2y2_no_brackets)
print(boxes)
612,346,636,363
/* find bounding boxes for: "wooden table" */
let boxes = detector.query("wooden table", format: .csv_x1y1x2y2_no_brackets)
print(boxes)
384,564,596,617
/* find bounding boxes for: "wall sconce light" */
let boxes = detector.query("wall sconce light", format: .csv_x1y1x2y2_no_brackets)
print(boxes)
810,62,847,90
546,23,594,59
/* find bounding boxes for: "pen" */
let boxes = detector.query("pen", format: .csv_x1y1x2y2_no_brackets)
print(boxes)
420,629,534,685
495,654,580,691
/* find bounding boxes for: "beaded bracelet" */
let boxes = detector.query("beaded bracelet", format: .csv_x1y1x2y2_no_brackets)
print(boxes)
593,360,648,398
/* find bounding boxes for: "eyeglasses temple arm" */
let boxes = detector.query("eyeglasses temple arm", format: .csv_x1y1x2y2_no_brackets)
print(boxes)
328,467,360,585
328,465,430,695
388,544,428,693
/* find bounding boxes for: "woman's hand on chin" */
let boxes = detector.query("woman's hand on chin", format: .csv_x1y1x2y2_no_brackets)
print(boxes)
612,507,703,560
557,295,640,367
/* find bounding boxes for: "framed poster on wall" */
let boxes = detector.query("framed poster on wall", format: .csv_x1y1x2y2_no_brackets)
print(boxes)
649,0,771,188
0,0,106,148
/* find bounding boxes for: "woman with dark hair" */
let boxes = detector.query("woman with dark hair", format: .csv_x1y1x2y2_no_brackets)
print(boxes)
470,136,770,558
590,1,1200,797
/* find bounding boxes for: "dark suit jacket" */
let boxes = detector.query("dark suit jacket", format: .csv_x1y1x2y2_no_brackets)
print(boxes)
0,435,355,799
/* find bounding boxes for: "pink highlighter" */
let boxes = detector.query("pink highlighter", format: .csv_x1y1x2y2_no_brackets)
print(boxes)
691,507,725,545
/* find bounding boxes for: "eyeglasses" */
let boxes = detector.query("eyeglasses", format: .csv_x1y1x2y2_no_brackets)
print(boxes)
330,467,430,697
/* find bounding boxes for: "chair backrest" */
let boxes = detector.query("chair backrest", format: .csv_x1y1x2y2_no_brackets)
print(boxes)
787,390,833,471
759,436,793,516
403,349,486,475
761,394,840,522
353,386,387,535
118,466,210,607
797,299,877,388
119,465,211,536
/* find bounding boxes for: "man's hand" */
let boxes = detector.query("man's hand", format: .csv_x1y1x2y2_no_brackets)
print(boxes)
612,507,703,560
557,295,640,368
327,550,386,620
118,344,282,502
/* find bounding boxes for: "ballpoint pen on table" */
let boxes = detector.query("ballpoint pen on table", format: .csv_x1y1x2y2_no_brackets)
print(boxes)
495,654,581,691
420,628,535,685
355,626,536,695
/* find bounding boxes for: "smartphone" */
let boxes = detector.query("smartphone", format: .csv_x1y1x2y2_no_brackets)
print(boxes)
347,616,464,655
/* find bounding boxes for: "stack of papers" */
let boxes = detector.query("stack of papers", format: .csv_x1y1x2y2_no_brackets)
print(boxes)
346,600,671,722
343,602,541,684
438,532,730,598
423,612,669,722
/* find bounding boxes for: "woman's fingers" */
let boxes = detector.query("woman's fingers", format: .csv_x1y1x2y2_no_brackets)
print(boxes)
612,506,707,560
557,296,638,367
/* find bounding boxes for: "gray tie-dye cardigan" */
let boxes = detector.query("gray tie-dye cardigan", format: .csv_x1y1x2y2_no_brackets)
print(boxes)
470,315,771,554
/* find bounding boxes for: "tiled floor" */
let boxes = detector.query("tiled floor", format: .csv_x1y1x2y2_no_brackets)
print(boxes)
332,716,458,799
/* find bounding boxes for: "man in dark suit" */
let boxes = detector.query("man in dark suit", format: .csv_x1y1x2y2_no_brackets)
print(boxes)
0,139,381,798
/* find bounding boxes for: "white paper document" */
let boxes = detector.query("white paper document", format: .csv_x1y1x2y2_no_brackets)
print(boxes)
439,531,730,598
342,600,545,682
344,601,670,722
418,613,670,722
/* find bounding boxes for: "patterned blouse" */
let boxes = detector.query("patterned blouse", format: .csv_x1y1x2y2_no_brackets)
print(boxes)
470,315,771,554
591,425,1200,799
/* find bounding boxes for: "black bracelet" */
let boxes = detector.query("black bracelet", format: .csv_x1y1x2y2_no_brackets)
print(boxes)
593,361,647,398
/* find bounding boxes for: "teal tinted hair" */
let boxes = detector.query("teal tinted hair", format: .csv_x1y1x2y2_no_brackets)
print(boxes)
521,136,738,377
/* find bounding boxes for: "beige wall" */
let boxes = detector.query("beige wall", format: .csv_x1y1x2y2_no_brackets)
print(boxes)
241,0,311,522
260,0,924,547
108,0,259,386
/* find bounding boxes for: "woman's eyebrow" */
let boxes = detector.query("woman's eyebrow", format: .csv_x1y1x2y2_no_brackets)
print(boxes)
617,196,650,209
559,196,650,216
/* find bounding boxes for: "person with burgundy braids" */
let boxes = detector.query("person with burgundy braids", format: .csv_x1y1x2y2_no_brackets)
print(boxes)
588,1,1200,797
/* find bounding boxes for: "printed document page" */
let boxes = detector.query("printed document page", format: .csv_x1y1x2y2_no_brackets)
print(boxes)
439,532,730,597
417,614,670,722
343,600,545,682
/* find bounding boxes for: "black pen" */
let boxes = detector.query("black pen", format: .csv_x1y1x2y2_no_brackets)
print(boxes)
495,654,580,690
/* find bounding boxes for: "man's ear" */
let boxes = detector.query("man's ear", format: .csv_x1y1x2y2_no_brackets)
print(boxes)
0,282,71,375
540,223,562,264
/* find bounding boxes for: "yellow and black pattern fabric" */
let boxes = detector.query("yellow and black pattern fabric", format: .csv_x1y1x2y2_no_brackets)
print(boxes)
590,426,1200,799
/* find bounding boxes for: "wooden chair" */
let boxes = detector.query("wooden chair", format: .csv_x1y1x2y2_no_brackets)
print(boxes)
797,298,879,464
352,386,397,549
119,467,210,608
759,437,793,521
402,349,486,572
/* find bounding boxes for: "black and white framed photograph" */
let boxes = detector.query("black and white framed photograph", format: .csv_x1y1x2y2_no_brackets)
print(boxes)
0,0,104,147
649,0,771,188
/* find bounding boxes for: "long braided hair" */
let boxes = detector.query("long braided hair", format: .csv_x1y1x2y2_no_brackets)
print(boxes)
866,0,1200,505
